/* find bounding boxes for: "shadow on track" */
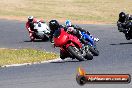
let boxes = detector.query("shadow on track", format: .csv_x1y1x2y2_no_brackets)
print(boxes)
50,59,90,63
50,60,82,63
110,42,132,45
24,40,49,42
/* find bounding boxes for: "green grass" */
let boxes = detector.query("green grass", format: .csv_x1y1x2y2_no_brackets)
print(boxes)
0,0,131,23
0,48,59,66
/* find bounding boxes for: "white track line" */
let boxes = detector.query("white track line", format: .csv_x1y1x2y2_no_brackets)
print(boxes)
1,58,62,68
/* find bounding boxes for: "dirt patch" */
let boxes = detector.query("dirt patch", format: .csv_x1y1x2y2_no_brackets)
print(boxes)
0,16,110,24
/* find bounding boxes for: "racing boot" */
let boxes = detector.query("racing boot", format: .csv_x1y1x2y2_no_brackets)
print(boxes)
94,38,99,42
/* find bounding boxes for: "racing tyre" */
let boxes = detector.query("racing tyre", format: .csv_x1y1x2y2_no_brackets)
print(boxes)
42,37,49,41
85,51,93,60
67,46,84,61
125,34,131,40
89,47,99,56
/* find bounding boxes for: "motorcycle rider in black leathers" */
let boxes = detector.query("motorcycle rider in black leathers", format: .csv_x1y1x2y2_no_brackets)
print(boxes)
117,12,132,40
49,20,88,44
48,20,89,59
117,12,132,32
64,20,90,36
64,20,99,43
49,20,63,43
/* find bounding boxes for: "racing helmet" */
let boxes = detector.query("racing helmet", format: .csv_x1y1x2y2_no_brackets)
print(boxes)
65,20,72,27
28,16,34,22
119,12,126,20
49,20,60,31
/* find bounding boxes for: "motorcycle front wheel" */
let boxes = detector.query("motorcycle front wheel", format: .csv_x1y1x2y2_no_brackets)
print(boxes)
67,46,84,61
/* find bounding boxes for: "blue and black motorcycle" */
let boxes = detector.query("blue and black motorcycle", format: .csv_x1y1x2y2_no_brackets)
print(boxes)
81,32,99,56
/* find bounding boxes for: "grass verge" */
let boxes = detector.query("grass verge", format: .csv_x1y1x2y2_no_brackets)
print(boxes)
0,48,59,66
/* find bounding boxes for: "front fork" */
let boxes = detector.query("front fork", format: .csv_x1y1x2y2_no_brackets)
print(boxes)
80,45,89,57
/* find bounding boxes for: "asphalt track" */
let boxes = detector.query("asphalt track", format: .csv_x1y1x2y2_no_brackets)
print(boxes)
0,20,131,88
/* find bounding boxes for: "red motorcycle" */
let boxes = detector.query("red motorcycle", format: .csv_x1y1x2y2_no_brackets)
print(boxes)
53,28,93,61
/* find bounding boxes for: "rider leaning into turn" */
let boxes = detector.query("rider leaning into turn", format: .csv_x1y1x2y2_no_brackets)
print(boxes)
48,19,87,44
64,20,99,44
49,20,99,45
117,12,132,32
48,20,64,43
25,16,44,41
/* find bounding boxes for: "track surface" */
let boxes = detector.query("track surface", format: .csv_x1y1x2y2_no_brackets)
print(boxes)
0,20,131,88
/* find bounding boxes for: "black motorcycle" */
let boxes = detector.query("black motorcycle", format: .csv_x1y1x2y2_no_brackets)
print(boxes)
124,29,132,40
117,21,132,40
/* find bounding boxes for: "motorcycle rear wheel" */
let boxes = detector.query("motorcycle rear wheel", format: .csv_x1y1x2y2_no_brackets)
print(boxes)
125,33,131,40
67,46,84,61
85,51,93,60
89,47,99,56
42,36,49,41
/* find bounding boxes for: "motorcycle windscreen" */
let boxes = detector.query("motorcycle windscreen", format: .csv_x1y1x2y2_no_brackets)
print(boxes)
54,29,68,46
41,23,50,34
34,22,49,36
34,22,44,31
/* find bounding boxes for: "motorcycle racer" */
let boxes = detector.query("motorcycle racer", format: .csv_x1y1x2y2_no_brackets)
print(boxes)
49,20,89,45
117,12,132,40
25,16,44,41
117,12,132,32
49,20,93,60
48,20,63,43
64,20,99,44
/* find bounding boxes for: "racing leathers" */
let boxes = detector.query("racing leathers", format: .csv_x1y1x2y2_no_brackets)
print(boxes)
117,14,132,33
26,18,44,41
64,25,99,45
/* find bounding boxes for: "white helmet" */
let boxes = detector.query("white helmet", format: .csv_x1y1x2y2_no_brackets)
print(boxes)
28,16,34,22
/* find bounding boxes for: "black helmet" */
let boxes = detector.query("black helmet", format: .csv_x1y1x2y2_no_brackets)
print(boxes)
49,20,60,31
119,12,126,19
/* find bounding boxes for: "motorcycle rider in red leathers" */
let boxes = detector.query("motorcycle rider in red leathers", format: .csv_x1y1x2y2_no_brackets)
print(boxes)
26,16,44,41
